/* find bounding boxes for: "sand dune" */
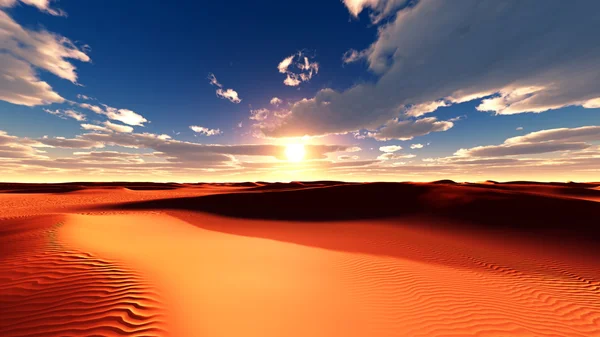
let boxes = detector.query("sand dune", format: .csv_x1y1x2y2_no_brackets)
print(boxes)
1,182,600,336
0,215,168,337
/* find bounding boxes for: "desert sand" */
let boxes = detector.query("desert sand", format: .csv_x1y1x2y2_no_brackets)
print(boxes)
1,181,600,336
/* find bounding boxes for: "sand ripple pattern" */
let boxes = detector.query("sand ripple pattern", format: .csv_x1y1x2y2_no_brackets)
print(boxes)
0,216,168,337
333,227,600,337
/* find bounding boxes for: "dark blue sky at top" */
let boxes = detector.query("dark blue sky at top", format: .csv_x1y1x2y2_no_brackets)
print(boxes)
5,1,377,141
1,0,599,158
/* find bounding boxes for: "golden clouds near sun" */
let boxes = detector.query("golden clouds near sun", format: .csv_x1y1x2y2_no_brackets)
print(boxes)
285,144,305,162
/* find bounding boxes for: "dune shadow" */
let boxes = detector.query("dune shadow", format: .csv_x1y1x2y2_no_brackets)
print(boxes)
97,182,600,245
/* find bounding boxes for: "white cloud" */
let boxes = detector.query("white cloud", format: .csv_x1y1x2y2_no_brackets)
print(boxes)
189,125,223,136
0,10,90,106
505,126,600,145
76,94,94,100
343,0,410,23
379,145,402,153
78,103,148,126
277,52,319,87
368,118,454,141
249,108,269,121
456,142,588,158
405,100,449,117
0,0,66,16
516,127,524,131
38,135,103,149
377,152,415,160
103,121,133,133
456,126,600,157
410,143,423,149
81,124,111,133
216,88,241,104
270,97,282,106
208,73,241,104
342,49,369,64
0,53,64,106
268,1,600,137
0,11,89,82
43,108,86,121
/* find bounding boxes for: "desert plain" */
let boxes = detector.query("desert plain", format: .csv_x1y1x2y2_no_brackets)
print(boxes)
1,181,600,336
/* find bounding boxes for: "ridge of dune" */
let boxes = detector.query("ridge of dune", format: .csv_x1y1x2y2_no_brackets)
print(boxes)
0,215,168,337
60,211,600,337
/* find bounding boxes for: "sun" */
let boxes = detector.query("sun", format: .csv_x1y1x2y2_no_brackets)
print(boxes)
285,144,305,162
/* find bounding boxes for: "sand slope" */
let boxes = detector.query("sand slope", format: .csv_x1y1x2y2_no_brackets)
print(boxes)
59,211,600,337
2,182,600,336
0,215,167,337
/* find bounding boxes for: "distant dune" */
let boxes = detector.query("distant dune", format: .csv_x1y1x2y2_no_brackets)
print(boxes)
102,182,600,245
1,181,599,336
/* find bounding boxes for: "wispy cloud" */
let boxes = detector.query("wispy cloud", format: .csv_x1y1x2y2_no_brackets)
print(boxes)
77,103,148,126
189,125,223,136
208,73,241,103
277,51,319,87
43,108,86,121
0,9,89,106
1,0,66,17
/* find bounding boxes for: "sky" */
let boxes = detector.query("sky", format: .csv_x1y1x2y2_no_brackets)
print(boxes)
1,0,600,183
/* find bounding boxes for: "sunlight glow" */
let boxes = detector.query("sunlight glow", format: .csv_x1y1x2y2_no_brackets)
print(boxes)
285,144,305,162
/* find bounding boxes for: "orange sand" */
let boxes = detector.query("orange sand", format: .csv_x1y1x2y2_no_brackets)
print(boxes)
1,182,600,336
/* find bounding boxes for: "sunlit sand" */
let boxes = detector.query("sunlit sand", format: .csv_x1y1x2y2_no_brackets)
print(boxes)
1,182,600,336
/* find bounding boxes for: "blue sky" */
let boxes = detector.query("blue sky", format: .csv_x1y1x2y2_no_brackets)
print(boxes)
1,0,600,182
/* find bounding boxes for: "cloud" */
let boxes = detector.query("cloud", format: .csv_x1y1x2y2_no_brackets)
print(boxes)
342,0,410,22
516,127,524,131
43,108,86,121
37,136,104,149
0,10,90,106
342,49,369,64
270,97,282,106
410,143,423,149
81,124,111,133
1,0,66,16
77,103,148,126
189,125,223,136
456,126,600,157
456,142,589,158
104,121,134,133
216,89,241,104
338,155,360,160
76,94,94,100
379,145,402,153
368,117,454,141
78,131,353,163
268,0,600,137
505,126,600,145
377,152,415,160
0,54,64,106
208,73,241,104
277,52,319,87
405,100,449,117
0,130,46,159
249,108,269,121
0,11,89,82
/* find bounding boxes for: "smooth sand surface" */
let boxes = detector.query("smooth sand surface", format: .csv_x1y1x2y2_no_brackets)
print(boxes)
1,182,600,336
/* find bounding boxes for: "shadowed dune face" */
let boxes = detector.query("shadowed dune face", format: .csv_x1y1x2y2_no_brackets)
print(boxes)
99,182,600,245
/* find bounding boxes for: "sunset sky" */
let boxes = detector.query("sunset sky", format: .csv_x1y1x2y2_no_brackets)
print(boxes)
1,0,600,182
